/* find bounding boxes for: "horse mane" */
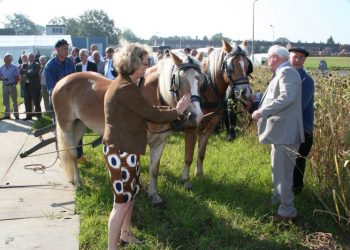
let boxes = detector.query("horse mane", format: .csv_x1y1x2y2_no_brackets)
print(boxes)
206,48,225,86
206,43,240,87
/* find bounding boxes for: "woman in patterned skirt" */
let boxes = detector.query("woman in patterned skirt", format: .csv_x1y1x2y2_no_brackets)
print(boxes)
102,42,191,250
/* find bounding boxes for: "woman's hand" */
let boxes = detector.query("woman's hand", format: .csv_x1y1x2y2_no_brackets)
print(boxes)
175,93,191,114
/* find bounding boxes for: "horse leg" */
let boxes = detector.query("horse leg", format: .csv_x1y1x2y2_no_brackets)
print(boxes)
147,132,171,204
196,115,221,177
56,122,79,186
182,129,198,190
196,132,211,177
72,120,87,185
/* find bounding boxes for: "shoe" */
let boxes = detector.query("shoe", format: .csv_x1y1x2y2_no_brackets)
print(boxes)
14,116,19,120
227,132,235,141
120,237,143,246
1,116,10,120
273,214,297,223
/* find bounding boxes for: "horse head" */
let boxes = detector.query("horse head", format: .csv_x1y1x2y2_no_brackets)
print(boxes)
222,39,253,102
158,52,205,127
204,39,253,111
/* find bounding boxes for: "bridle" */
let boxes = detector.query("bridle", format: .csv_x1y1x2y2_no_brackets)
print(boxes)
170,56,205,104
222,47,252,88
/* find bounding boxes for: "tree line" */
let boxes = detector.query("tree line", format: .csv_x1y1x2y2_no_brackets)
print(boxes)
4,11,348,51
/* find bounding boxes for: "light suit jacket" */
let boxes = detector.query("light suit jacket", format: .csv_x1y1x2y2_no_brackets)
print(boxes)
257,62,305,145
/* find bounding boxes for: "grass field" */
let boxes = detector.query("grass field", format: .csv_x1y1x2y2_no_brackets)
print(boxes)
77,132,349,249
304,57,350,70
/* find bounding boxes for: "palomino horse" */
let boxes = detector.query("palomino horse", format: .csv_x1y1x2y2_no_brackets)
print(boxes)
52,52,205,203
181,39,253,189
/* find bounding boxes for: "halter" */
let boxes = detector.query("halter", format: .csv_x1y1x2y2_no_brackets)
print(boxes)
222,47,252,88
200,47,253,111
170,56,205,103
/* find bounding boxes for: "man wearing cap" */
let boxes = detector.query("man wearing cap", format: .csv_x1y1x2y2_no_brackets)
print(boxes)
45,39,75,108
0,53,19,119
252,45,304,222
289,47,314,195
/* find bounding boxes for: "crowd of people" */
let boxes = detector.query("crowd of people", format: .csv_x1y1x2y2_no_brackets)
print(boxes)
0,39,315,249
0,40,118,121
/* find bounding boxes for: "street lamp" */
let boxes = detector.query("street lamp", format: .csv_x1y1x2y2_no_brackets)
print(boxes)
270,24,274,42
252,0,258,64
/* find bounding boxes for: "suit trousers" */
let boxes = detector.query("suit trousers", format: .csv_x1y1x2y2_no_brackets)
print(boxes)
271,144,299,217
293,132,313,189
24,85,42,118
2,84,18,116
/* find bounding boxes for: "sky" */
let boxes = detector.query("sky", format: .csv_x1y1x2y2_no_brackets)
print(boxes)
1,0,350,44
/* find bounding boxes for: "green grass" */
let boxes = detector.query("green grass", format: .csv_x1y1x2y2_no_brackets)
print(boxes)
76,132,349,250
304,57,350,70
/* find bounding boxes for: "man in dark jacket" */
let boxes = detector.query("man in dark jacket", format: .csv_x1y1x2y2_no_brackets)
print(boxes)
23,53,41,120
75,48,97,73
289,47,315,195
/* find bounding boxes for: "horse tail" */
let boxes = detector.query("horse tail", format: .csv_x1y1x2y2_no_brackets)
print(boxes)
56,121,77,184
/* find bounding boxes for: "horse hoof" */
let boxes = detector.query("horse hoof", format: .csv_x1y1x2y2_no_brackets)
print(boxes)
183,181,192,190
148,193,163,205
195,172,204,177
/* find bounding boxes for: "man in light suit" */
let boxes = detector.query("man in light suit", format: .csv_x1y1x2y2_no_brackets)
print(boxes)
252,45,304,222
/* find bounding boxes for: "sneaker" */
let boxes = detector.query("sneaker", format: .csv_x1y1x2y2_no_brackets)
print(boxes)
273,214,297,223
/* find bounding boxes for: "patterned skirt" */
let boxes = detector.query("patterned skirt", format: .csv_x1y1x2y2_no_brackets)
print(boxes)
103,144,141,203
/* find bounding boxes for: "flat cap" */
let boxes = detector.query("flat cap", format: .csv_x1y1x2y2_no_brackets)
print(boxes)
288,47,309,57
55,39,69,48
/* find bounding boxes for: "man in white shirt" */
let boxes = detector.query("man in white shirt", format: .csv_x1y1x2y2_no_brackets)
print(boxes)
104,47,117,80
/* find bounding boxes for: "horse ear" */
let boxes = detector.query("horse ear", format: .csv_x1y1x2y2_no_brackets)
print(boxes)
222,39,232,53
170,51,182,66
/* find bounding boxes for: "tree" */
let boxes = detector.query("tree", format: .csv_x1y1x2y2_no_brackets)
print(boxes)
326,36,335,45
210,33,223,42
121,29,139,43
48,17,80,36
78,10,121,45
275,37,290,44
49,10,121,45
5,13,42,35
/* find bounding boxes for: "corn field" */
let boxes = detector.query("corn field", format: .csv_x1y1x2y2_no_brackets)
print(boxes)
251,67,350,231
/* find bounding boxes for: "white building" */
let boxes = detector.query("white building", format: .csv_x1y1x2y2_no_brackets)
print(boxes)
45,25,67,35
0,35,72,66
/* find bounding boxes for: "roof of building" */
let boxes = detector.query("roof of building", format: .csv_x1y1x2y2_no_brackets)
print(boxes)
0,35,72,48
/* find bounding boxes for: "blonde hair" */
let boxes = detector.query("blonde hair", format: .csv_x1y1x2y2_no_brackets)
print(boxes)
114,42,151,75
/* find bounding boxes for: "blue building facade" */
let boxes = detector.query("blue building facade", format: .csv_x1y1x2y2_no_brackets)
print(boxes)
71,37,108,56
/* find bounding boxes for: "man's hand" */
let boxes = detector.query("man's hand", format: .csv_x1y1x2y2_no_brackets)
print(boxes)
252,110,262,121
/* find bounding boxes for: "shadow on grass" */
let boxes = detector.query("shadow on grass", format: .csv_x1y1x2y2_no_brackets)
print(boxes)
158,167,350,248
